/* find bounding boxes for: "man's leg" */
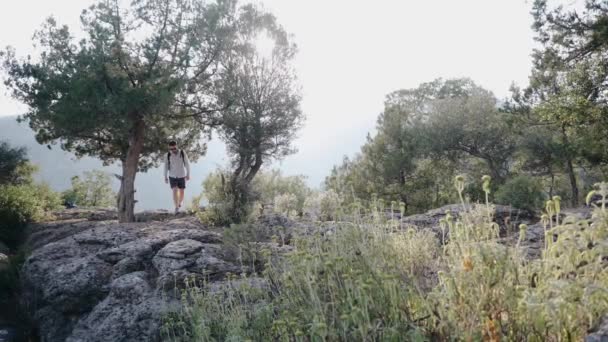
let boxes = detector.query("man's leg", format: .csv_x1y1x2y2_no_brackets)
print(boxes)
178,189,185,208
177,177,186,210
172,187,179,210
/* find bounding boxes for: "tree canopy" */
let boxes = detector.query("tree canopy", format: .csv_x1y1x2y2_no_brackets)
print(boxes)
1,0,301,221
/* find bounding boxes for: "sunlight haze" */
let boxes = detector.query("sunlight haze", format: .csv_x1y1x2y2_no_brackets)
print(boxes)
0,0,539,203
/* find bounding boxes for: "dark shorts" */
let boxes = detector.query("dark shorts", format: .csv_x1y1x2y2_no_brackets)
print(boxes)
169,177,186,189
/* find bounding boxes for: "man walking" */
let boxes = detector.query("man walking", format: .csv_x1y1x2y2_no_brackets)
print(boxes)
164,141,191,214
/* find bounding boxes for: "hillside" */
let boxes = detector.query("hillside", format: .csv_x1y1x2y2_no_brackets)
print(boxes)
5,204,607,341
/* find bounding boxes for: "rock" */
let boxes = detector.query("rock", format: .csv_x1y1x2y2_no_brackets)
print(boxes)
20,212,236,342
401,203,534,238
587,316,608,342
0,241,9,255
0,326,18,342
0,253,9,272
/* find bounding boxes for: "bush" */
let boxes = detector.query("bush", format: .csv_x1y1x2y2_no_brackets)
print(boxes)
61,170,116,207
273,193,298,218
495,175,545,211
195,169,313,226
0,141,32,185
165,176,608,341
195,170,236,226
0,183,61,249
252,170,311,215
302,190,341,221
166,219,437,341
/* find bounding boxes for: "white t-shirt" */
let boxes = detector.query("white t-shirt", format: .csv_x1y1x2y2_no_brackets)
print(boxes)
163,150,190,179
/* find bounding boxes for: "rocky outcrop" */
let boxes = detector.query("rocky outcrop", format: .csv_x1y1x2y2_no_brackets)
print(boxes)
49,208,191,222
587,316,608,342
21,212,239,342
401,204,533,233
18,206,602,341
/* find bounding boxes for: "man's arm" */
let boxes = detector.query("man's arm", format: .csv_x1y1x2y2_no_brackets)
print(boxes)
163,153,169,182
183,152,191,180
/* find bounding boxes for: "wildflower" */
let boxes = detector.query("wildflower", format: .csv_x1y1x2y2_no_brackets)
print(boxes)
541,214,549,227
455,175,466,193
462,255,474,271
586,190,597,206
484,318,500,342
545,199,555,216
482,175,492,193
518,224,527,245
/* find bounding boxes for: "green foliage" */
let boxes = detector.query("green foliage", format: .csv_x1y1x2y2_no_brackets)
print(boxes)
302,190,341,221
1,0,298,222
326,78,518,216
252,170,311,216
0,141,37,186
196,170,235,226
167,220,438,341
195,169,312,226
273,193,299,218
495,175,546,211
0,183,61,249
216,30,303,223
167,176,608,341
61,170,116,207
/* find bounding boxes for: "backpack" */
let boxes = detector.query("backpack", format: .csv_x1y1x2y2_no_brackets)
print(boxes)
167,150,185,171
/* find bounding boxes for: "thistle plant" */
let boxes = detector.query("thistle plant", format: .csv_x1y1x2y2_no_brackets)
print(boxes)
454,175,466,207
552,196,561,225
587,182,608,210
167,175,608,342
517,224,527,247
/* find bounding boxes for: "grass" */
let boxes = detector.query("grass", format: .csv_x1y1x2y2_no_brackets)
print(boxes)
163,177,608,341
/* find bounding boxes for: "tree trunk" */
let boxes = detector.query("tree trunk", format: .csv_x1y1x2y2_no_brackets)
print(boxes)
228,152,264,223
549,173,555,199
117,117,146,222
561,125,579,207
565,157,579,207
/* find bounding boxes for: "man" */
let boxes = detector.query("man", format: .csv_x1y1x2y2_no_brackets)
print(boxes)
163,141,191,214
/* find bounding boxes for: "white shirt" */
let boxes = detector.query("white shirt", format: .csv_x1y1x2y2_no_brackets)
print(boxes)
163,150,191,179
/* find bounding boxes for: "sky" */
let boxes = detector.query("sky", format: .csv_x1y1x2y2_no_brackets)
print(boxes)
0,0,543,192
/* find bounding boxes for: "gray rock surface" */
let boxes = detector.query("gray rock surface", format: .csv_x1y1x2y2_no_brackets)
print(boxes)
401,203,534,239
0,241,9,255
587,316,608,342
0,253,8,272
21,212,236,342
18,206,602,341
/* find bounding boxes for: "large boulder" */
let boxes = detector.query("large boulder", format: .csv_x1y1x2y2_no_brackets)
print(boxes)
21,214,235,342
587,316,608,342
401,203,535,238
0,253,8,272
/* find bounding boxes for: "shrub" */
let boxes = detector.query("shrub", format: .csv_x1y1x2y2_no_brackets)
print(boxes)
196,169,313,226
166,176,608,341
167,219,436,341
0,183,61,249
252,170,311,215
273,193,298,218
302,190,341,221
61,170,116,207
495,175,545,211
0,141,31,185
195,170,236,226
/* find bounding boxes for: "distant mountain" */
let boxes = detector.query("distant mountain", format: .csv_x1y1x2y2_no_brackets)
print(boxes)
0,116,228,210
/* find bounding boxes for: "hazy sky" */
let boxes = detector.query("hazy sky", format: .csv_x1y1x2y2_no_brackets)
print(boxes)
0,0,542,186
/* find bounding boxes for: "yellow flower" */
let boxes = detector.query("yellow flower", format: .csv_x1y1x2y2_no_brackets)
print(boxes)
484,318,500,342
462,255,474,271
